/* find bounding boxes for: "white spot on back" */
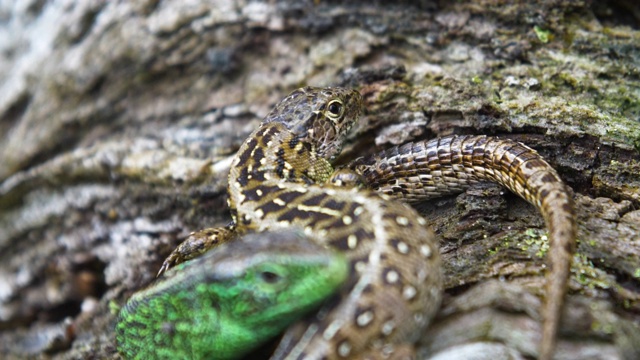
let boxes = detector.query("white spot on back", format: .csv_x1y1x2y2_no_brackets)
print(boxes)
396,241,409,254
338,341,352,357
382,344,395,356
382,320,395,336
430,287,440,299
417,268,427,282
347,234,358,249
396,216,409,226
402,285,417,300
356,310,374,327
273,198,285,206
386,270,399,284
342,215,353,225
420,244,432,258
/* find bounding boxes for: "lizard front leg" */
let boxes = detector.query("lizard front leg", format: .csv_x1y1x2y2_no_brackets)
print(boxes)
157,225,236,276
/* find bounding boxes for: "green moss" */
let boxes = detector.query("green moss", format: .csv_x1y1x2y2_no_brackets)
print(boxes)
572,253,611,290
473,22,640,151
518,228,549,258
591,320,615,335
109,300,121,315
534,26,552,43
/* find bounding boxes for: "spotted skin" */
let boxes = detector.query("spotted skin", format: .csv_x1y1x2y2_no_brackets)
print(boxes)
342,135,576,360
226,87,442,359
151,86,574,360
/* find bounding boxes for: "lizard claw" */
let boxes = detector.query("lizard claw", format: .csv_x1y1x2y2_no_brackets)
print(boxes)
156,226,237,277
156,255,178,277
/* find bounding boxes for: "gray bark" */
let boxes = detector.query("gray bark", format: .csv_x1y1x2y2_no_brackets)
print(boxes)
1,1,639,359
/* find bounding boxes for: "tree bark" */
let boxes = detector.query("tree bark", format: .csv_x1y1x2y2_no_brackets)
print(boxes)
1,1,639,359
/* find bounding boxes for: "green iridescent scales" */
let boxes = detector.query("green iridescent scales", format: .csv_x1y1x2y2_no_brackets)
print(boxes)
115,231,348,359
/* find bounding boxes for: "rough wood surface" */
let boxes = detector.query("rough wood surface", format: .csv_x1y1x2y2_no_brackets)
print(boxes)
0,1,639,359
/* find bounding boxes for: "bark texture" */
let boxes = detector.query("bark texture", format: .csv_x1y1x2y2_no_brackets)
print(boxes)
0,1,639,359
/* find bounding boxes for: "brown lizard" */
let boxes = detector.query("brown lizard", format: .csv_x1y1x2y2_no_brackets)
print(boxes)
339,135,576,359
153,86,575,359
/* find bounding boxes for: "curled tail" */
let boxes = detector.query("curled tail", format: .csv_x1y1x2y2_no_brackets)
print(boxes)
350,135,576,360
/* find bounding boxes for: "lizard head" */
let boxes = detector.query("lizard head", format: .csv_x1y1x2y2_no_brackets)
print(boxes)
116,230,348,359
264,86,363,162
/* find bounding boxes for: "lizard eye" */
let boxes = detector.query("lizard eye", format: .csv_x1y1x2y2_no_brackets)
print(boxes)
259,270,282,284
326,100,344,119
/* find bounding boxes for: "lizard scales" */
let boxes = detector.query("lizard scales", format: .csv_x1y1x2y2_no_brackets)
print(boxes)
115,231,349,360
226,86,575,359
119,86,576,360
227,87,443,359
347,134,576,359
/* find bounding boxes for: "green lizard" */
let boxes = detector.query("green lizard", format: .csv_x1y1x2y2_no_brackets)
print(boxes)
115,230,349,359
117,86,575,360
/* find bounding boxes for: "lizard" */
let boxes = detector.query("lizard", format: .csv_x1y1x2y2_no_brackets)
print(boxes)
115,230,350,360
334,134,576,360
121,86,444,359
117,86,576,359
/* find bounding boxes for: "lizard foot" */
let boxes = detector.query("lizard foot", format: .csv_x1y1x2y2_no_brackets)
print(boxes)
157,225,236,276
